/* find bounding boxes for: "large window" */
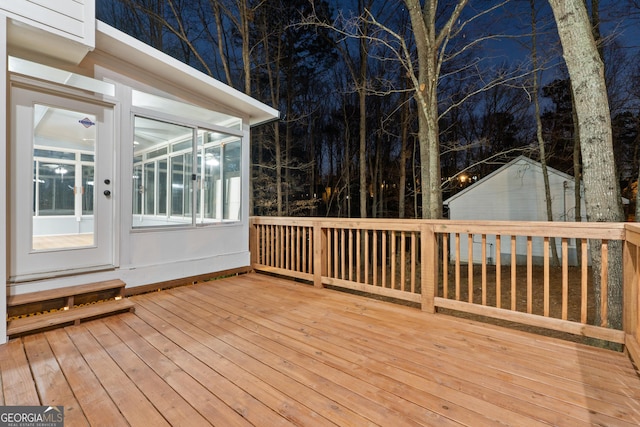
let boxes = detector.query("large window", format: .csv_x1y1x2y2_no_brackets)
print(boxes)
132,116,242,228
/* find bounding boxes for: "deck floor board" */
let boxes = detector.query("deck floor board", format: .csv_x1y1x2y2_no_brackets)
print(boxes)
22,334,88,426
184,275,638,426
2,272,640,426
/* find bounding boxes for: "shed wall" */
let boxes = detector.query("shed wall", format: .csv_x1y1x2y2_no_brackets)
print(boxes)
447,159,587,266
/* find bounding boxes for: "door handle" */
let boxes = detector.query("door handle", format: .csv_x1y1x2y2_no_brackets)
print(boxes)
104,190,111,197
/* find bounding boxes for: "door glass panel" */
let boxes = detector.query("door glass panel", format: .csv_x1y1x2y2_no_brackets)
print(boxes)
31,105,96,250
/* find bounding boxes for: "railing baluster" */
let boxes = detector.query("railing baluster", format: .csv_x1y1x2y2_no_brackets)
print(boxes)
527,236,533,314
544,236,549,317
357,229,361,284
373,230,378,287
269,225,274,267
496,236,501,308
293,226,298,271
581,238,588,324
308,227,313,274
442,233,448,299
285,226,290,271
455,233,461,301
401,231,407,292
302,226,306,272
511,236,517,311
468,233,473,303
279,225,284,269
601,240,609,328
364,230,369,285
297,226,302,272
349,229,354,282
332,228,340,279
328,228,332,278
411,231,417,294
341,228,346,280
482,234,487,306
382,231,387,288
562,238,568,320
391,230,396,290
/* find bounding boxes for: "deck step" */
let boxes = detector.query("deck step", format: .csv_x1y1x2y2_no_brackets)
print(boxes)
8,279,126,308
7,279,134,337
7,299,135,337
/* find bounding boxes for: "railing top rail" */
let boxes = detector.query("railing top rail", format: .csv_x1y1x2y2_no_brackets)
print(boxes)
250,217,626,240
250,217,424,231
625,223,640,233
434,221,625,239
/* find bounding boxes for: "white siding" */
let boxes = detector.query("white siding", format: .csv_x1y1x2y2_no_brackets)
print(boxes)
448,159,580,222
0,15,7,343
446,157,586,266
0,0,93,42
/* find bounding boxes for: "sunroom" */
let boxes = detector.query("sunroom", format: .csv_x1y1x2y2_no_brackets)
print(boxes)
1,2,278,342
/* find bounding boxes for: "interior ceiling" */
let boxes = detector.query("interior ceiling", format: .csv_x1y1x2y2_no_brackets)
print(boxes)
34,105,96,151
134,117,193,152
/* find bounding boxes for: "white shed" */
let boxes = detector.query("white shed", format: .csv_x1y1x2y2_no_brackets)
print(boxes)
1,1,278,342
443,156,587,266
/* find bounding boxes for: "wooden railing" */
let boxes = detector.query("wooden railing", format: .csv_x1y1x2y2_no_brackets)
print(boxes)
250,217,639,364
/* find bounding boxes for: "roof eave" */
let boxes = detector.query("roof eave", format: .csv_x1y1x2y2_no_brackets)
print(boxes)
94,21,279,127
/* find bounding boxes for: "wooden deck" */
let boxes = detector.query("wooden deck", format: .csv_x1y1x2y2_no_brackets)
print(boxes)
2,273,640,426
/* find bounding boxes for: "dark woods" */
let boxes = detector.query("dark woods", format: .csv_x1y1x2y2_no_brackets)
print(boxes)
97,0,640,219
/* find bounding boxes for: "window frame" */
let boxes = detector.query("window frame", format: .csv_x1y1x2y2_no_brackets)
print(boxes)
131,111,244,230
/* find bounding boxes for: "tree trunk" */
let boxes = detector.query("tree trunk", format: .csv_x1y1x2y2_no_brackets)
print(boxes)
573,95,582,264
275,125,283,216
413,137,419,218
343,103,352,218
399,90,409,219
211,2,232,86
285,72,293,216
260,9,283,216
548,0,624,330
531,0,559,266
358,3,368,219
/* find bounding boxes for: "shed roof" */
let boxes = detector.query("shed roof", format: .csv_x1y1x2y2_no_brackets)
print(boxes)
443,156,575,206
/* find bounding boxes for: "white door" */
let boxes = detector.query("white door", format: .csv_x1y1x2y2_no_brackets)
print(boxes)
10,85,115,281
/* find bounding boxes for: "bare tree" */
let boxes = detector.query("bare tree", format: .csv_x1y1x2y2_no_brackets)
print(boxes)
404,0,469,218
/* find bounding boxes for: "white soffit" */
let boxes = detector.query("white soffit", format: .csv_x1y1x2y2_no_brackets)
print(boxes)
95,21,279,127
9,56,115,96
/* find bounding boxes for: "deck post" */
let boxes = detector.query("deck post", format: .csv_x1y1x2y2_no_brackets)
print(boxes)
313,222,327,288
421,223,437,313
623,225,640,366
249,218,257,268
